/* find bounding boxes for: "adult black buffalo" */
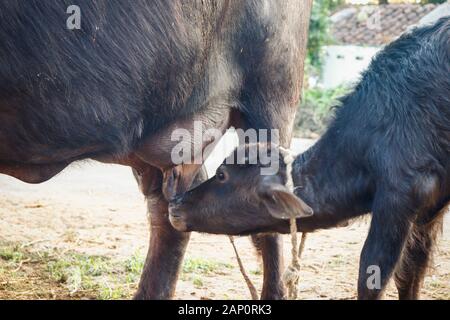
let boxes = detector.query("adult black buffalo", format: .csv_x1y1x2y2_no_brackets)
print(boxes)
0,1,312,299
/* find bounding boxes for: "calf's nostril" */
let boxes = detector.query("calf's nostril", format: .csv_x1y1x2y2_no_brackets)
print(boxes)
169,212,182,219
168,211,189,232
168,203,183,218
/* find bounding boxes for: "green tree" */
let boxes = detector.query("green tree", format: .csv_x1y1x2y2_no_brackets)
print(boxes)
307,0,343,72
306,0,446,73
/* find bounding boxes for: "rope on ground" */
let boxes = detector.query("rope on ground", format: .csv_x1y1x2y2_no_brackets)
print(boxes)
228,235,259,300
230,146,308,300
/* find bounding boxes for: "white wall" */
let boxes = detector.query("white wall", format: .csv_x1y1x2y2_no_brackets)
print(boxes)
321,45,380,89
419,3,450,26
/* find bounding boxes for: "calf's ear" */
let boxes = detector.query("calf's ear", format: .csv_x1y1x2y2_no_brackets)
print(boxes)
258,181,313,220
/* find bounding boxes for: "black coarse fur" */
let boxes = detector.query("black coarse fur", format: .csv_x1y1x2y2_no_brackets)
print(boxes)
0,1,216,161
293,17,450,299
0,0,306,164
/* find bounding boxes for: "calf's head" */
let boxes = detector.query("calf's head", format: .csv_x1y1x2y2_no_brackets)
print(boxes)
168,143,313,235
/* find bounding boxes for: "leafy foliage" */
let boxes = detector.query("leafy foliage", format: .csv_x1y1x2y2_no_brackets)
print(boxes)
307,0,344,72
296,85,350,138
307,0,447,71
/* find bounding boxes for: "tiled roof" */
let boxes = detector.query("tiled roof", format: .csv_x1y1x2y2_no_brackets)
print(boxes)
331,4,438,46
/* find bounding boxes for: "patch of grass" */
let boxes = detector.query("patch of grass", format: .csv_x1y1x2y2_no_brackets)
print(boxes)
250,269,262,276
1,243,236,299
182,258,233,275
180,257,234,287
48,254,109,280
427,276,450,300
97,280,129,300
124,250,145,277
0,245,24,263
429,278,445,289
47,253,112,295
192,276,204,288
0,241,142,299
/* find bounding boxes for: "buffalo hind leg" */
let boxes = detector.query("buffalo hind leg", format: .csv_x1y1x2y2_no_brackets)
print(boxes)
134,166,208,299
252,234,286,300
358,193,413,300
134,174,190,299
394,214,444,300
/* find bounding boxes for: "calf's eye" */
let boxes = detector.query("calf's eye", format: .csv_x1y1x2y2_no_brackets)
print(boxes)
216,171,227,182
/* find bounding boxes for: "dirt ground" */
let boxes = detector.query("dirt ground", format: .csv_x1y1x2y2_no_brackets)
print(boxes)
0,139,449,300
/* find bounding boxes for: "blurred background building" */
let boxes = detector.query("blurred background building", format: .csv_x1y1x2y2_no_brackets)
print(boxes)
322,1,450,88
295,0,449,138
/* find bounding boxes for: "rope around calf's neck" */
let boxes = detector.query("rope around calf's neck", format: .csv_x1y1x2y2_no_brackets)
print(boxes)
230,222,307,300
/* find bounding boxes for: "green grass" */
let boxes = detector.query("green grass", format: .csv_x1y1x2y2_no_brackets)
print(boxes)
47,254,111,294
180,257,234,290
1,240,448,300
250,269,262,276
0,245,24,263
0,241,136,299
192,276,204,288
124,250,145,277
182,258,233,275
0,242,237,300
45,251,137,299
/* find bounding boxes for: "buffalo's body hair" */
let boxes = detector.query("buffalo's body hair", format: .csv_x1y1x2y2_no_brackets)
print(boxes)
0,0,306,164
293,17,450,300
